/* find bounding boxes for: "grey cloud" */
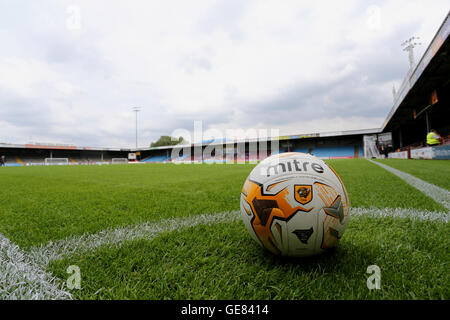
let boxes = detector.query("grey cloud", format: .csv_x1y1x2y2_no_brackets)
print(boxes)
225,20,425,130
196,0,249,42
1,1,448,148
230,73,390,129
0,90,51,128
178,53,213,74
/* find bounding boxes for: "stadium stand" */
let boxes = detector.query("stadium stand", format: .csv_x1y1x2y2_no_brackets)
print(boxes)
140,155,169,163
292,148,310,154
0,143,132,165
381,12,450,159
269,148,288,156
310,146,355,159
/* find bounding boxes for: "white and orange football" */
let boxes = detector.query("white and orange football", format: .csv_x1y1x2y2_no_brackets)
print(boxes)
240,152,350,257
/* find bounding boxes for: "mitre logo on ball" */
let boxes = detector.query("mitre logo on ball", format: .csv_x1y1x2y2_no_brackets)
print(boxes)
240,152,350,257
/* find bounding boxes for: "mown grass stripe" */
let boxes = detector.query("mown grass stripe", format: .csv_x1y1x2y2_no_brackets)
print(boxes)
0,233,72,300
29,206,448,270
351,207,448,223
368,160,450,211
29,211,242,268
6,206,446,300
47,207,449,300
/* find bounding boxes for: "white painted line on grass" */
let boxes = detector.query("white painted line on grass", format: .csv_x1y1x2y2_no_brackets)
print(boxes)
351,207,448,223
29,205,448,271
5,206,445,300
0,233,72,300
29,211,242,268
368,160,450,211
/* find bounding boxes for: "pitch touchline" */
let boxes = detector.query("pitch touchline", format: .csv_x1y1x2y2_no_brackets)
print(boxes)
2,211,241,300
28,206,448,269
28,211,242,268
2,207,447,300
368,159,450,211
0,233,72,300
351,207,448,223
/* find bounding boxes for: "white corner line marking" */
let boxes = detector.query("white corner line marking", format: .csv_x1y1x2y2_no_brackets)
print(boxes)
368,159,450,211
0,233,72,300
28,211,242,269
4,205,447,300
28,205,448,270
351,207,448,223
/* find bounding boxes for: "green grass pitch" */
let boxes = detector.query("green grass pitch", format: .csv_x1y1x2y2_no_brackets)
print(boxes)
0,159,448,299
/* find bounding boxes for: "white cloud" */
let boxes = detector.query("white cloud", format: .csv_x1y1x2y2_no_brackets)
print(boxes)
0,0,448,147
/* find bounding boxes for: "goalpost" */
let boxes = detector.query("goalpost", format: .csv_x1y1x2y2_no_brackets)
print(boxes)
44,158,69,166
363,135,382,159
111,158,128,164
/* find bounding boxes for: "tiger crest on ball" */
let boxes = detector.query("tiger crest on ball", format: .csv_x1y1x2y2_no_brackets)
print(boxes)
240,152,350,257
295,185,312,204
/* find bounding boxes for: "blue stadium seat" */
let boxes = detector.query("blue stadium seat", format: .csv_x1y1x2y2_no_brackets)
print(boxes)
140,155,169,163
292,148,310,154
309,146,355,159
270,148,287,156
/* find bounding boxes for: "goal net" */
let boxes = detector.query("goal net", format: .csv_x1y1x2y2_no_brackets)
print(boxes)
363,135,382,159
111,158,128,164
44,158,69,166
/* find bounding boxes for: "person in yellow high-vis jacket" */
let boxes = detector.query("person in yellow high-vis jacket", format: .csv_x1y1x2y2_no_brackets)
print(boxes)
427,129,443,146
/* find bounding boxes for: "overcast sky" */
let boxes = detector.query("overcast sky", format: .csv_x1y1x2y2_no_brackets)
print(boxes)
0,1,448,148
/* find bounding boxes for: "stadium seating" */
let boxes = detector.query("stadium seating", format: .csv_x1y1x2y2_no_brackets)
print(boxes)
203,157,226,163
292,148,310,154
248,152,259,162
236,153,247,162
309,146,355,159
269,148,287,156
140,155,169,163
1,156,22,166
20,157,46,165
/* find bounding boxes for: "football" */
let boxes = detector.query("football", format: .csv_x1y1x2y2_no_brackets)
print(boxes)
240,152,350,257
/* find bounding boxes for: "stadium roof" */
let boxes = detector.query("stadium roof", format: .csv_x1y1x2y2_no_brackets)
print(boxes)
1,127,380,152
139,128,381,151
382,11,450,132
0,142,131,152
